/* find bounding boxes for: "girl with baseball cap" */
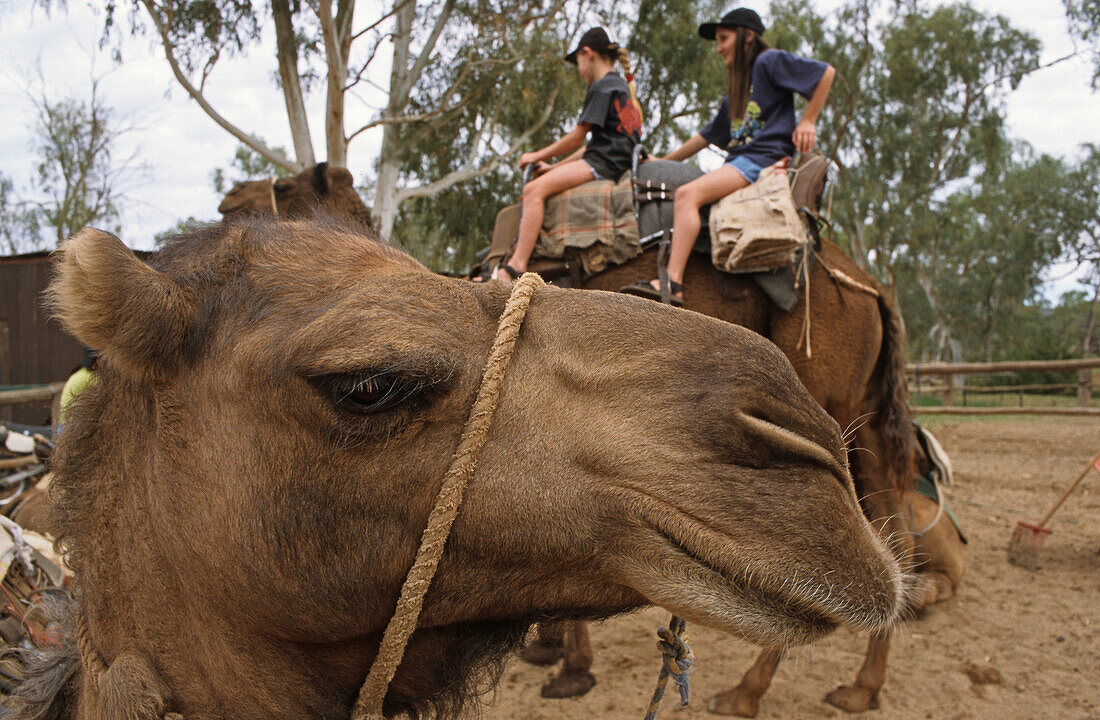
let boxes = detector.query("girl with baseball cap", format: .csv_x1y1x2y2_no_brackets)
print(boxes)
622,8,834,306
488,27,643,282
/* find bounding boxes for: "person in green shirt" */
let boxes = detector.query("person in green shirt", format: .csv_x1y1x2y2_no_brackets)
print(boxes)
58,348,98,429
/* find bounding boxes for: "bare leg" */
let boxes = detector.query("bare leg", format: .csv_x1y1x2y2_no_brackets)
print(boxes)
825,631,889,712
540,620,596,699
497,160,595,280
707,647,783,717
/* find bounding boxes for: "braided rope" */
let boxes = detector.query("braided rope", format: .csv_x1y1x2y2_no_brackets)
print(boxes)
351,273,545,720
268,179,279,216
76,607,109,691
643,615,694,720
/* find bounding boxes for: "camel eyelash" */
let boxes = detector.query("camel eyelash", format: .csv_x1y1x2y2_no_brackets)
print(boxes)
312,358,458,419
319,372,427,415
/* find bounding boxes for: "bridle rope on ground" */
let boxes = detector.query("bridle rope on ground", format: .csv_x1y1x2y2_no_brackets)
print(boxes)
644,615,694,720
351,273,544,720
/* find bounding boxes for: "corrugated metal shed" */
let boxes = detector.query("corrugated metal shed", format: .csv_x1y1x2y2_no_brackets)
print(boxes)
1,251,82,424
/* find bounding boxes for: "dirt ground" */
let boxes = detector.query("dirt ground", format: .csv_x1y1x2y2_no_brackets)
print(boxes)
482,418,1100,720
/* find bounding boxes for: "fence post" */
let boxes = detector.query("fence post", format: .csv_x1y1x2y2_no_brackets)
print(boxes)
943,373,955,407
1079,367,1092,408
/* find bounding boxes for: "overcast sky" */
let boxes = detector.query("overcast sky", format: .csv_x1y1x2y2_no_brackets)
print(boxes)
1,0,1097,294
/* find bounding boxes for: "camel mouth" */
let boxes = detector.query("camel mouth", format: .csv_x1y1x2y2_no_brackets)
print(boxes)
628,530,840,647
611,491,902,648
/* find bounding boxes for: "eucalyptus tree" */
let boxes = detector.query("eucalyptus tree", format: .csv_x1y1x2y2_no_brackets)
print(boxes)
95,0,612,235
1,79,136,252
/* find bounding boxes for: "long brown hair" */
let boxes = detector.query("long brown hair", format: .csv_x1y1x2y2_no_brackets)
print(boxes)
728,27,771,120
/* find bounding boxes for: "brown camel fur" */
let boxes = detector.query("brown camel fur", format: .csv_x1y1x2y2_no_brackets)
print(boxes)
4,218,905,720
217,162,374,231
216,173,917,712
523,240,918,712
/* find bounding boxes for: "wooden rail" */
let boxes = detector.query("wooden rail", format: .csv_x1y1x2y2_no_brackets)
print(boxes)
906,357,1099,412
0,383,65,406
907,358,1100,375
913,406,1100,417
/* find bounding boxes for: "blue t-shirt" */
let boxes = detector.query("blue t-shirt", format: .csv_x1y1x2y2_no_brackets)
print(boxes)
699,49,828,167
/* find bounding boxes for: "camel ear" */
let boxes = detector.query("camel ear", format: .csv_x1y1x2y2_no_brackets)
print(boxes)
311,162,330,194
47,228,194,376
326,165,355,191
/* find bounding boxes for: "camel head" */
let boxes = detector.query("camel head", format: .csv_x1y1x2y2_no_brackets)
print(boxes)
31,219,903,720
217,162,374,231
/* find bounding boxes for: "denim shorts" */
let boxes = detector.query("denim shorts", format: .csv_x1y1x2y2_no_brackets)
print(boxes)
725,155,764,183
584,160,606,181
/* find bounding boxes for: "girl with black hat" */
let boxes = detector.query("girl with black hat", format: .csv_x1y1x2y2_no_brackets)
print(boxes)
622,8,834,306
488,27,643,282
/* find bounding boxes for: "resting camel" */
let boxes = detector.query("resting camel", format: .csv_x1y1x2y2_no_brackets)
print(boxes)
4,218,904,719
218,162,373,230
220,165,919,713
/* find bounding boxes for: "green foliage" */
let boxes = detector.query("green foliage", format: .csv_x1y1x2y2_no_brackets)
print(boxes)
629,0,727,151
1065,0,1100,87
28,83,134,246
101,0,261,72
0,174,45,255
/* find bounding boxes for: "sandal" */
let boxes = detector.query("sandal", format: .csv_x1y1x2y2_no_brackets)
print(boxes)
619,279,684,307
471,263,522,283
495,264,522,281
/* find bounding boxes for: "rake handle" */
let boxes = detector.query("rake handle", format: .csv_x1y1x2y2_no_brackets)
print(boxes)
1037,450,1100,528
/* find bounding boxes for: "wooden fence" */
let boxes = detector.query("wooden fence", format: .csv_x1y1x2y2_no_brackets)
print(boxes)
907,358,1100,416
0,382,65,429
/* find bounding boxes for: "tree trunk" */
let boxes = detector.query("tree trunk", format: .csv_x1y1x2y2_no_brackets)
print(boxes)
272,0,316,166
375,124,403,237
319,0,354,166
1081,280,1100,356
373,0,416,235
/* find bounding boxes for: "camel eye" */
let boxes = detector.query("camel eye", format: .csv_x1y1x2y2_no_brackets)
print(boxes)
322,372,424,415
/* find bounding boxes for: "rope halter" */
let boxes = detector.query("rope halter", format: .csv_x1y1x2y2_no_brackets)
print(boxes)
351,273,544,719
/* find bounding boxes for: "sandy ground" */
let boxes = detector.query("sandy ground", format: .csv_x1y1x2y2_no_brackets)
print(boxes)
481,418,1100,720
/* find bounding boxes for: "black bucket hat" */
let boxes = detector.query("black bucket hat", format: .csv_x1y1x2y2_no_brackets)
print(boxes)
699,8,766,40
565,27,620,64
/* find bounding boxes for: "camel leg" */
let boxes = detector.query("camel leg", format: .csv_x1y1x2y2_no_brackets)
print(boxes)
540,620,596,698
819,423,915,714
825,631,889,712
521,621,565,666
707,647,783,717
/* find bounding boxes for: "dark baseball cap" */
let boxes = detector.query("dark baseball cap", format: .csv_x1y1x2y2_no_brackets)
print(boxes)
699,8,767,40
565,27,620,64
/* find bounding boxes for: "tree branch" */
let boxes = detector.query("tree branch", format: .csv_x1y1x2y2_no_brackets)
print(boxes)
395,87,559,202
140,0,300,172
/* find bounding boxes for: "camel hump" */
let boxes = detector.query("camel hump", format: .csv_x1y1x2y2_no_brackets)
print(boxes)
47,228,195,378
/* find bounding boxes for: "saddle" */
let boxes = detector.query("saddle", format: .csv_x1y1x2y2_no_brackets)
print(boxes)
482,172,639,284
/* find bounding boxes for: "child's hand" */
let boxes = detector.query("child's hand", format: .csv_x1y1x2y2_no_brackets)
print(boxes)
531,161,552,177
519,152,539,169
793,120,817,153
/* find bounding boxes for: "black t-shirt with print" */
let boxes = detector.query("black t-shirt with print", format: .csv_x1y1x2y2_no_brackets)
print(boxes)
578,71,642,180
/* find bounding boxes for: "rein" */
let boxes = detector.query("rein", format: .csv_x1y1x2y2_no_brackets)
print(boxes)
350,273,544,719
268,180,279,216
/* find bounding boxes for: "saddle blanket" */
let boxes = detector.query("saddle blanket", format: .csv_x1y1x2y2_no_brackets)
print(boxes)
489,172,640,276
